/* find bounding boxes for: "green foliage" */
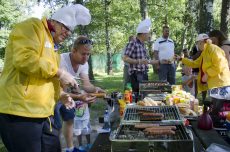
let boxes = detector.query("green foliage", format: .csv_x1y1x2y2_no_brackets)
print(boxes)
0,0,226,62
0,0,34,57
86,0,140,55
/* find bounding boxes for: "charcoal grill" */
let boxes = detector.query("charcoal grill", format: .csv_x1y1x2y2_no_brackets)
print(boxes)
121,105,182,124
139,81,172,101
145,93,167,101
110,124,194,152
139,81,172,95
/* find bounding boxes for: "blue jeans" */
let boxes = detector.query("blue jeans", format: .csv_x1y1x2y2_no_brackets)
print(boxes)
159,64,176,85
130,71,148,102
53,102,63,130
123,64,130,90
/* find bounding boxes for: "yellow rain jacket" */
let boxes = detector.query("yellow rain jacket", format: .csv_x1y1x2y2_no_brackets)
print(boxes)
182,43,230,93
0,18,60,118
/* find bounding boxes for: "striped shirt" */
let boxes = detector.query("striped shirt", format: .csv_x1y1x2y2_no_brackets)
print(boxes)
124,38,148,75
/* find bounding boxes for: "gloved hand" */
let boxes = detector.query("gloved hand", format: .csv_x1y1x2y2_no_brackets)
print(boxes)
59,91,75,109
58,69,79,89
95,87,106,93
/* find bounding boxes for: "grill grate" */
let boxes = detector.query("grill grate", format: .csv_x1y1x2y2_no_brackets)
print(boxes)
114,124,191,141
139,81,172,93
122,106,182,123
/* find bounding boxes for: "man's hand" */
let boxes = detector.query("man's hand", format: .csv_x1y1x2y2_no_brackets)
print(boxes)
139,59,149,65
78,94,97,103
174,54,183,61
95,87,106,93
60,92,75,109
149,59,159,65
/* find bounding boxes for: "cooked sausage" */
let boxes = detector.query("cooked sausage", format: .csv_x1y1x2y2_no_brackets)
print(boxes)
141,113,164,117
134,123,159,129
145,129,175,135
143,126,176,132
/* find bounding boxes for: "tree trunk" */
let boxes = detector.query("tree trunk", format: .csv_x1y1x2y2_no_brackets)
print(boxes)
198,0,214,33
139,0,147,20
104,0,112,75
74,0,94,80
220,0,230,36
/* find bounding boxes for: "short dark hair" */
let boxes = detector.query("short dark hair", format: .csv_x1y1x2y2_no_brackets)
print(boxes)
72,36,92,49
208,30,227,46
163,25,169,30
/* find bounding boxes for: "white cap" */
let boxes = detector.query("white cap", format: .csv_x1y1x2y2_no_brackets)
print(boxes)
196,33,209,42
51,4,91,31
136,18,151,33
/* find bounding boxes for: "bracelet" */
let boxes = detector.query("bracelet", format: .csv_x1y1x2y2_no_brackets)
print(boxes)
138,59,141,64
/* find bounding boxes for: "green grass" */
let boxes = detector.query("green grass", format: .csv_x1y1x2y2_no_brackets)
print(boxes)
92,67,183,93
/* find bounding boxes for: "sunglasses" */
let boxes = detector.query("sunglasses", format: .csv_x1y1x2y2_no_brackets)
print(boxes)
79,39,93,45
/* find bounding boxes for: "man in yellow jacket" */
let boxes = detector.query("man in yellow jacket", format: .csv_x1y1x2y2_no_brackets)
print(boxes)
0,4,91,152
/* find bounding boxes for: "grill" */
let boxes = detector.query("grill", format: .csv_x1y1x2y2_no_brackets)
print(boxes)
145,93,167,101
110,124,194,152
139,81,172,94
122,105,182,124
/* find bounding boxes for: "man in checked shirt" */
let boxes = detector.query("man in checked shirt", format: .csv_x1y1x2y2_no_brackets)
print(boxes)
123,19,159,102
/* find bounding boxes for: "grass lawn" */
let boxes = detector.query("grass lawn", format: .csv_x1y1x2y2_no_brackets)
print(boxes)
92,67,183,93
90,67,183,111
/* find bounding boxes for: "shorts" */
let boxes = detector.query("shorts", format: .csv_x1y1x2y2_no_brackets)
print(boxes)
74,119,91,136
59,104,75,121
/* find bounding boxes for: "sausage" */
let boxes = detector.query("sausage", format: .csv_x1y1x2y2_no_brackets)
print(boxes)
137,109,153,114
143,126,176,132
140,116,163,121
145,129,175,135
139,112,164,121
90,93,106,98
141,113,164,117
134,123,160,129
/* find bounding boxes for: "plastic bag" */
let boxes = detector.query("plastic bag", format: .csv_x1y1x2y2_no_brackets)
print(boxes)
206,143,230,152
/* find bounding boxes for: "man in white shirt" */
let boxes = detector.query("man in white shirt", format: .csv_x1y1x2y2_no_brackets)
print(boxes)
153,25,176,84
58,36,105,152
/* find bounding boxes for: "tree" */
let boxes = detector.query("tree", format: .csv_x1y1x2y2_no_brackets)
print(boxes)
0,0,32,58
140,0,147,19
104,0,112,75
198,0,214,33
220,0,230,35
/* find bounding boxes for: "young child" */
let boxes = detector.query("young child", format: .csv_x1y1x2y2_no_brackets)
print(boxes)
74,98,93,152
181,65,196,96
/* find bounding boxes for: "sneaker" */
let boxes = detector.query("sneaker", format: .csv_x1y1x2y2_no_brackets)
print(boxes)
78,145,87,152
65,147,79,152
86,144,92,150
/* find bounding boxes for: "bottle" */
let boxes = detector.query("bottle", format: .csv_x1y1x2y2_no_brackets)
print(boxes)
124,90,130,104
190,99,194,110
103,110,111,131
126,83,133,103
194,99,199,114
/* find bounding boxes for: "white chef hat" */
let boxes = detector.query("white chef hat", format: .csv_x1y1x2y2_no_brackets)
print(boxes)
51,4,91,31
196,33,209,42
136,18,151,33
